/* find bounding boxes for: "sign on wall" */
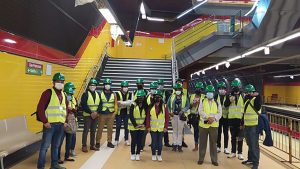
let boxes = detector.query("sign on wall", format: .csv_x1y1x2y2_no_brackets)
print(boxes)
26,60,43,76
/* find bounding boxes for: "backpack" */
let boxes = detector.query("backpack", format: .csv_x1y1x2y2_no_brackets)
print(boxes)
64,113,78,134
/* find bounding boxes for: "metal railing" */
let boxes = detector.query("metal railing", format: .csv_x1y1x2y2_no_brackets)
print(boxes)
265,96,300,109
261,112,300,164
171,38,178,85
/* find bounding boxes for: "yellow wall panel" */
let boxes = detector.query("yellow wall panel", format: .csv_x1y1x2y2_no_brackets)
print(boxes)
264,84,300,105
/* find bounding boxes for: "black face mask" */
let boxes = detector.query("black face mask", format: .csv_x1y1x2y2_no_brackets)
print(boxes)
232,87,239,93
137,85,143,90
244,94,252,100
195,90,202,95
154,97,162,103
137,97,144,104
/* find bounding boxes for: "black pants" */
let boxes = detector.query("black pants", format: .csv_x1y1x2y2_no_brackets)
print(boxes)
82,116,98,147
191,120,199,144
164,131,169,144
229,118,243,154
140,130,147,150
217,117,229,148
130,130,144,155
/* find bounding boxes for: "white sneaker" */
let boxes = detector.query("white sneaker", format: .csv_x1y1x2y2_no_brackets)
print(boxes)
227,153,236,158
70,150,77,157
224,148,230,154
125,140,130,146
135,154,140,161
131,154,136,161
152,155,157,161
217,147,221,153
238,154,244,160
113,141,119,146
157,155,163,162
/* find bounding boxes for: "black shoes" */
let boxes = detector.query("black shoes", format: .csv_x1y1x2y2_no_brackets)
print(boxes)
212,162,219,166
197,161,203,165
107,142,115,148
242,160,254,165
182,141,188,148
164,143,172,147
178,146,183,152
172,145,177,152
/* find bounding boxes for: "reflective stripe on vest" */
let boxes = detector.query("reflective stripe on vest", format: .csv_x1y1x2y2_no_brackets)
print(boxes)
217,95,228,118
45,89,67,123
228,95,244,119
170,94,187,112
189,94,205,114
101,92,115,112
83,91,100,116
244,98,261,126
128,105,146,131
117,91,130,115
150,106,165,132
199,98,219,128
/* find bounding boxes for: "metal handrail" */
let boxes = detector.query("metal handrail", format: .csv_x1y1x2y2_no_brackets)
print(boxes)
171,38,178,85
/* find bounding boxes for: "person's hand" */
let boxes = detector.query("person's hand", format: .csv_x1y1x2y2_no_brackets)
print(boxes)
230,96,235,102
91,112,98,119
170,113,174,117
164,128,168,132
253,92,259,97
139,124,145,128
44,123,51,128
179,111,184,115
64,123,68,128
207,117,215,124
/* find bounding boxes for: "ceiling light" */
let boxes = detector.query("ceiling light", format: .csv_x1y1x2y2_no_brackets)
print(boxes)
147,17,165,22
225,62,230,68
3,39,17,44
244,0,259,16
140,2,146,19
290,75,294,79
99,9,117,24
177,0,207,19
216,65,219,70
202,71,205,75
242,46,265,57
227,55,242,62
267,32,300,47
264,47,270,55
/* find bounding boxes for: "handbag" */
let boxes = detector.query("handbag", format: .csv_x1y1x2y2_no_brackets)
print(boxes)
65,113,78,134
187,113,199,125
179,113,187,121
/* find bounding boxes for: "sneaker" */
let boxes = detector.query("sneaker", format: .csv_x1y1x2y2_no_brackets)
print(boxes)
113,141,119,146
64,158,75,162
135,154,140,161
242,160,254,165
90,146,99,151
227,153,236,158
95,143,100,149
178,146,183,152
217,147,221,153
197,161,204,165
58,159,64,164
125,140,130,146
140,149,144,152
172,145,177,152
130,154,136,161
50,164,66,169
157,155,163,162
107,142,115,148
70,150,77,157
224,148,230,154
212,162,219,166
164,143,172,147
238,154,244,160
182,141,188,148
82,146,88,153
152,155,157,161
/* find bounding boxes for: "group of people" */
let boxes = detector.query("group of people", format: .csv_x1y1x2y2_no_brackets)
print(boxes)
36,72,261,169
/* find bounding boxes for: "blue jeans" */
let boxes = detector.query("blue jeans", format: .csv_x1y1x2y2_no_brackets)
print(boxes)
70,133,76,150
37,123,64,168
58,132,72,160
244,126,260,168
115,112,129,141
150,131,163,155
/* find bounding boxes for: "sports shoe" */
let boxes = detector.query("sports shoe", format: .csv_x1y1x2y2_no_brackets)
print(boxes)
70,150,77,157
135,154,140,161
178,146,183,152
113,141,119,146
238,154,244,160
227,153,236,158
224,148,230,154
182,141,188,148
212,162,219,166
125,140,130,146
172,145,177,152
152,155,157,161
50,164,66,169
217,147,221,153
107,142,115,148
82,146,88,153
130,154,136,161
242,160,253,165
157,155,163,162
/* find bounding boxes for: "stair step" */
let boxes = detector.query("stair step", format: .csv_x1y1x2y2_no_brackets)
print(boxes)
107,60,171,65
105,63,171,68
104,67,171,71
108,58,172,62
102,72,172,77
101,75,172,80
103,69,171,73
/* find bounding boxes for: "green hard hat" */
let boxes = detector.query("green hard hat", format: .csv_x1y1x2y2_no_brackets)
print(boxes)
121,80,129,87
195,82,204,89
245,84,256,93
153,90,163,97
65,82,76,89
89,78,98,85
53,72,65,81
136,78,144,84
176,78,184,83
150,81,158,89
103,78,112,84
173,83,183,89
205,85,215,92
64,86,74,94
217,81,226,88
231,79,241,87
157,79,164,85
136,90,146,97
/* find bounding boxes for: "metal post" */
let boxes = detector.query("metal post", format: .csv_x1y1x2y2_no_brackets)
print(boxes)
0,157,4,169
288,119,293,163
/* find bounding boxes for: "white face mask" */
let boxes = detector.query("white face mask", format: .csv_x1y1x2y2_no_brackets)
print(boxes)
158,85,164,90
150,89,156,94
105,85,111,90
122,87,128,93
89,86,96,92
206,92,214,99
175,91,182,95
67,95,72,101
54,83,64,90
219,89,226,95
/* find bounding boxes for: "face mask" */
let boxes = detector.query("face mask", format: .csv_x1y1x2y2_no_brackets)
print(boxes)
195,90,201,95
176,91,182,95
105,85,111,90
158,85,164,90
150,89,156,94
67,95,72,101
154,97,162,103
232,87,239,93
89,86,96,92
219,89,226,95
122,87,128,93
137,85,143,90
54,83,64,90
206,92,214,99
137,97,144,103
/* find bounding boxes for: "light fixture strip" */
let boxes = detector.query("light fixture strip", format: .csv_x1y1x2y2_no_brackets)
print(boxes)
176,0,208,19
99,9,117,24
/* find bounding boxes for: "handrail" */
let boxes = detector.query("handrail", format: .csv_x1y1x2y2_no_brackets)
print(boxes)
76,42,109,104
171,38,178,85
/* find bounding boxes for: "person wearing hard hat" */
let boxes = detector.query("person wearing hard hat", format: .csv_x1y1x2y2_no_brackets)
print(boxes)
224,79,245,160
114,80,133,146
146,90,169,162
58,86,76,164
81,78,100,153
157,79,172,148
242,84,262,169
173,78,187,95
197,85,222,166
95,78,117,149
188,82,205,151
167,83,190,152
147,81,158,105
134,78,148,100
216,81,230,155
128,90,148,161
37,72,69,169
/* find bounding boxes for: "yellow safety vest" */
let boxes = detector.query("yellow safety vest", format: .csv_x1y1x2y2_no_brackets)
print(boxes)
228,95,244,119
147,94,152,105
244,98,261,126
83,91,100,116
199,98,219,128
69,96,77,110
128,104,146,131
45,89,67,123
150,106,165,132
101,92,115,113
116,91,130,115
189,94,205,114
217,95,228,118
170,94,187,112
